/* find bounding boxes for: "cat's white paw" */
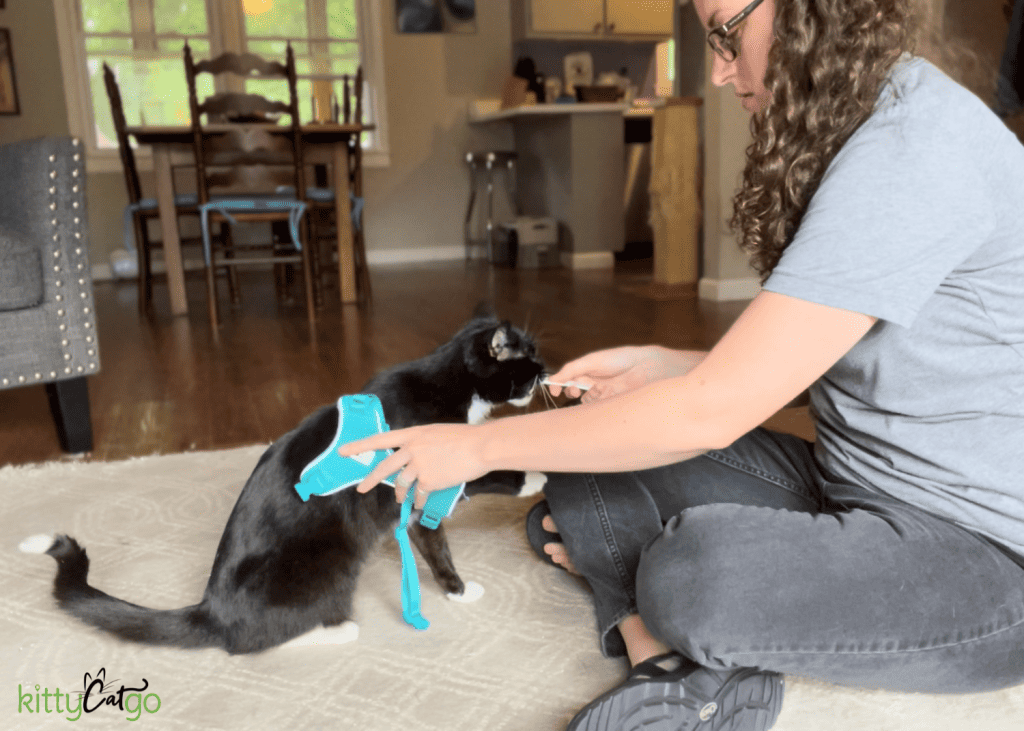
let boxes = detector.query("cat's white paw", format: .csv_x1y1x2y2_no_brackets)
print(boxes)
280,621,359,649
19,535,56,554
520,472,547,497
447,580,485,603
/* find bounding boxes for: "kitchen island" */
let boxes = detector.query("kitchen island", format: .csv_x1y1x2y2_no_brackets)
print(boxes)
470,102,649,268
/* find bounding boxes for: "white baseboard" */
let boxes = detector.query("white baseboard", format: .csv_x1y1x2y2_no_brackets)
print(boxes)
365,246,464,265
91,249,467,282
92,257,206,283
561,251,615,270
91,246,625,282
698,276,761,302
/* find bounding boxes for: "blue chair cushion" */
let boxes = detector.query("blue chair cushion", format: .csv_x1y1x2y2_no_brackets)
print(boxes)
275,186,363,231
121,194,200,254
198,195,308,268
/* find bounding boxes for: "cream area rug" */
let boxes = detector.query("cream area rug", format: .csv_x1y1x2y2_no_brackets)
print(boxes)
3,447,1023,731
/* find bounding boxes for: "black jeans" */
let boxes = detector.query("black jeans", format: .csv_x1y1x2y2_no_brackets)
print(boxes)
542,428,1024,693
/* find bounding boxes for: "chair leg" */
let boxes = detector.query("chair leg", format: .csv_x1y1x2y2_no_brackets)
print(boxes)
308,211,323,309
45,377,94,453
133,213,151,313
354,227,372,301
205,258,220,330
299,220,316,328
222,224,240,305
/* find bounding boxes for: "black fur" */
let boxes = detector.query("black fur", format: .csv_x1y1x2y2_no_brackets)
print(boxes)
41,308,545,654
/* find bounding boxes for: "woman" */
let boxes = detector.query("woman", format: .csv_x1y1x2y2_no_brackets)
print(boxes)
344,1,1024,729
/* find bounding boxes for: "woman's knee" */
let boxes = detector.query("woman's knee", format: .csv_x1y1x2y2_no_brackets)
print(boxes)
635,504,792,667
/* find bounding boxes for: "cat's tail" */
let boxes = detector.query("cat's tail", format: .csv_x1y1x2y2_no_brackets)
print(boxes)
20,534,223,651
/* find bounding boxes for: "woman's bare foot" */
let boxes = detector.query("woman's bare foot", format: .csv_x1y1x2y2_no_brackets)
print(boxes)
541,514,581,575
618,614,671,667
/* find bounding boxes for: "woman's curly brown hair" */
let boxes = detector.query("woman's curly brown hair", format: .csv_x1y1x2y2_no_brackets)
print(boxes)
731,0,921,281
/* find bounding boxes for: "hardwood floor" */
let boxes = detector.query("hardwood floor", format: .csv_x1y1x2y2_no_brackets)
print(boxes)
0,261,784,467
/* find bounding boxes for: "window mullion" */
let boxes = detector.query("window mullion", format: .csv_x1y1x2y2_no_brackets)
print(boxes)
213,0,246,94
130,0,157,51
307,0,332,120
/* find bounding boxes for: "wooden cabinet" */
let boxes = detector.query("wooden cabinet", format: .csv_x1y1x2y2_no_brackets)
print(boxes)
530,1,605,35
605,0,674,36
521,0,673,39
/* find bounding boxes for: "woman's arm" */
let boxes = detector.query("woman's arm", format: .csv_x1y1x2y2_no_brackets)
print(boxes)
544,344,709,401
476,291,877,474
343,291,876,499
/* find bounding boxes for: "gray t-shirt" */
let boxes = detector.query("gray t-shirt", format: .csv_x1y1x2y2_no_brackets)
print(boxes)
763,56,1024,556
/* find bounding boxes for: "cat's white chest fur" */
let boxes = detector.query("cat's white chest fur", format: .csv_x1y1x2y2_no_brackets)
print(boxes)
467,394,494,425
467,389,534,425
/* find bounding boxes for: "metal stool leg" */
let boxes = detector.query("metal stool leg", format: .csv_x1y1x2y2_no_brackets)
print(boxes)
464,153,479,260
505,158,518,217
465,151,517,264
485,158,496,262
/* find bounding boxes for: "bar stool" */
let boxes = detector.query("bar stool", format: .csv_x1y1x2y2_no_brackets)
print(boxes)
464,151,518,261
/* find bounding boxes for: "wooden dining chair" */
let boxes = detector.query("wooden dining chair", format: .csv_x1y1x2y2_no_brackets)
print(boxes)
299,67,372,302
104,63,207,313
183,43,316,329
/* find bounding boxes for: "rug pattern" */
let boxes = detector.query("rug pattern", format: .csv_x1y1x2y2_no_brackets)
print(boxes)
2,447,1022,730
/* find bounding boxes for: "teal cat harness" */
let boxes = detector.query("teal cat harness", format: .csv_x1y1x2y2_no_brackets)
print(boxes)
294,394,465,630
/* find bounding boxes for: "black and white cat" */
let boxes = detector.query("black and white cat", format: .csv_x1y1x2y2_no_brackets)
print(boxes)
20,306,547,654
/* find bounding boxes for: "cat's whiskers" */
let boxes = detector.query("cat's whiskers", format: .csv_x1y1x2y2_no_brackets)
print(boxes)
537,373,562,411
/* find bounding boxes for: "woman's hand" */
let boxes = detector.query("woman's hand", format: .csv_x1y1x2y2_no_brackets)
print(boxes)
546,345,705,403
339,423,488,508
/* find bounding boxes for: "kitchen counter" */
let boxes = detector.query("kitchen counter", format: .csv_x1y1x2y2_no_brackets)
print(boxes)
469,101,655,123
469,102,651,268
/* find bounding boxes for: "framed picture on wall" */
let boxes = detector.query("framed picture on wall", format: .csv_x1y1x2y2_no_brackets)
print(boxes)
396,0,476,34
0,29,18,116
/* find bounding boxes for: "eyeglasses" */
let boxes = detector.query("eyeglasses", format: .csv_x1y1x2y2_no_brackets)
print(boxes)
707,0,766,62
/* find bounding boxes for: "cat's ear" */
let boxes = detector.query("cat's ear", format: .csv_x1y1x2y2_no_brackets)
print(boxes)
488,326,513,361
472,301,497,321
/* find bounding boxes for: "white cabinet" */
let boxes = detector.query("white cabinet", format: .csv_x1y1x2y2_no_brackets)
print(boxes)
523,0,673,39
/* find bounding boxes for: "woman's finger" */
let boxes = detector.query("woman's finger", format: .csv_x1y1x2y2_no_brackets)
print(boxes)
413,484,430,510
340,426,415,457
355,450,408,494
394,468,418,503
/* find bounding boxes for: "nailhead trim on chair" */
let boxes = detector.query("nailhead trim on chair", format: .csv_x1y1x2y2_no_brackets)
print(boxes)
1,138,99,390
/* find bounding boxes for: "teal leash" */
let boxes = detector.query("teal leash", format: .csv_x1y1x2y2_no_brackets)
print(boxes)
395,488,429,630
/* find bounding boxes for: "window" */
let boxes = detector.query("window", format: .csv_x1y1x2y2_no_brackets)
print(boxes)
53,0,388,169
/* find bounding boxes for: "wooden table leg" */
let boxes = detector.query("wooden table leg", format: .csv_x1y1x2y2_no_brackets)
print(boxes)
332,141,357,304
153,143,188,316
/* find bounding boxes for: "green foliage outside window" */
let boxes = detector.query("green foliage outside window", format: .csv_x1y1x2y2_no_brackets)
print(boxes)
83,0,361,149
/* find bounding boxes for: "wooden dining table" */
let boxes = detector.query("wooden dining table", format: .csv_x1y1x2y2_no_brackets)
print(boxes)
128,122,372,315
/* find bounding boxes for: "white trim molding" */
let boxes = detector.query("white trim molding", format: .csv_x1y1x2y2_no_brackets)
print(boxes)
698,276,762,301
561,252,616,270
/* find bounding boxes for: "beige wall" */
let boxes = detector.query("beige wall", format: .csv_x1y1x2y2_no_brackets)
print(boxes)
0,1,516,272
0,1,70,141
701,69,759,297
365,0,513,258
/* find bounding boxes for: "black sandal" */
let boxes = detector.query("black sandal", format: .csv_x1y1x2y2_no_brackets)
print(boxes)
567,651,784,731
525,499,562,569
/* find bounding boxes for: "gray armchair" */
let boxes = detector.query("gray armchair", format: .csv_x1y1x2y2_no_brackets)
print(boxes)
0,137,100,453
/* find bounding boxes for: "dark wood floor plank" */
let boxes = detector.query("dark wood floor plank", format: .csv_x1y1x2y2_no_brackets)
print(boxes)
0,262,762,467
